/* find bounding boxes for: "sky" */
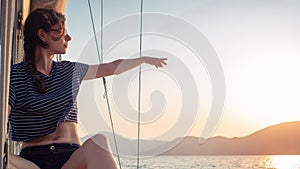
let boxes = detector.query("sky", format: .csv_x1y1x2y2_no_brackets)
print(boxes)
63,0,300,141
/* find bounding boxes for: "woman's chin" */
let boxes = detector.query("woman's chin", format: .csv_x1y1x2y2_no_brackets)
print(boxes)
53,49,67,55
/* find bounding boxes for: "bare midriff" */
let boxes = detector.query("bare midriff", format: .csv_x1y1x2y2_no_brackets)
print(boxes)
21,122,81,149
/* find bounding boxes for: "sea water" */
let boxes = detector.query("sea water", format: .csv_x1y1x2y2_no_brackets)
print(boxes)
119,155,300,169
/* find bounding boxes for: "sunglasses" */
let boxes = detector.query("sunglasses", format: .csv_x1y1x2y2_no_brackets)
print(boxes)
49,28,68,39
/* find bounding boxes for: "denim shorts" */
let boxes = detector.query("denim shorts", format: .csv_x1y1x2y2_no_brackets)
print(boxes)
20,143,80,169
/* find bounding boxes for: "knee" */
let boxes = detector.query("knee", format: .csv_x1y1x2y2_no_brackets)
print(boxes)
91,133,108,142
84,134,110,151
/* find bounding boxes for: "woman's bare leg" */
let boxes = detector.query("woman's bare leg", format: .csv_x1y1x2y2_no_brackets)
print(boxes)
62,134,119,169
9,153,40,169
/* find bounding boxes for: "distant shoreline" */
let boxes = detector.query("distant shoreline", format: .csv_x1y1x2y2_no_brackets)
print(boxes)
82,121,300,156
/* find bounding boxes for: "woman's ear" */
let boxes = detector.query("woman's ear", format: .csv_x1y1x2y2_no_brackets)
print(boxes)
37,28,47,43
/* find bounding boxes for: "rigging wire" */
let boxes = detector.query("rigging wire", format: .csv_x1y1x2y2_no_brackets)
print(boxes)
137,0,144,168
87,0,122,168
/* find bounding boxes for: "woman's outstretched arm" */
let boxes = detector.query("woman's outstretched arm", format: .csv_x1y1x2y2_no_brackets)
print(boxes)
83,56,167,80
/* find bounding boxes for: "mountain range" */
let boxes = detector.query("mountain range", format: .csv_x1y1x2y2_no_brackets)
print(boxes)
82,121,300,156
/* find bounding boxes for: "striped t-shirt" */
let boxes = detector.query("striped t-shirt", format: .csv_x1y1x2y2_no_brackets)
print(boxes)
9,61,89,142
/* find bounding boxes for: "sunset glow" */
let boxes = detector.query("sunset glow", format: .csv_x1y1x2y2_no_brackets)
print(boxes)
65,1,300,141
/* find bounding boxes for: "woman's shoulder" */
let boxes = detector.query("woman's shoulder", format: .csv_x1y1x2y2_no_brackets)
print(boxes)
10,61,27,74
56,60,88,68
10,62,30,84
55,60,75,70
56,60,75,66
11,61,26,68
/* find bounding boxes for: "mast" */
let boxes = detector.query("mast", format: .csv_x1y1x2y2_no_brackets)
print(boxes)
0,0,16,168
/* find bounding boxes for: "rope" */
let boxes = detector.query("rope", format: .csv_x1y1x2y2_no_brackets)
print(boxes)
87,1,122,168
87,0,103,63
137,0,143,168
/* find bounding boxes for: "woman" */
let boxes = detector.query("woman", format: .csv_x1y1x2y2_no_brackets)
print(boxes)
8,8,167,169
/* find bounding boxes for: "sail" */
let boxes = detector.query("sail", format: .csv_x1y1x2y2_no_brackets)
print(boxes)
30,0,66,14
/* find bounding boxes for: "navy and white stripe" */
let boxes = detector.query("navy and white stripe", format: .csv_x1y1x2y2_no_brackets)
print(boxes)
9,61,89,142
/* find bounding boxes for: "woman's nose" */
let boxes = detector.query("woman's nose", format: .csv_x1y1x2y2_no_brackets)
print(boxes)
65,34,71,41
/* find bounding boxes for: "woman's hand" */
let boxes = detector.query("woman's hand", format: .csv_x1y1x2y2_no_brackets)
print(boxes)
142,56,167,68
